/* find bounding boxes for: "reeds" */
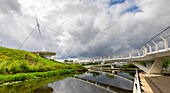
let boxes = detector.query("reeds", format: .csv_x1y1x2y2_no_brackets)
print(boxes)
0,69,76,82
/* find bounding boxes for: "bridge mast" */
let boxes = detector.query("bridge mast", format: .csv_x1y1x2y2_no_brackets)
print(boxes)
36,17,46,51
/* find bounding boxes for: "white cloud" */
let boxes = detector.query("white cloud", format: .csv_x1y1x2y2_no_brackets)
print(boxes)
0,0,170,59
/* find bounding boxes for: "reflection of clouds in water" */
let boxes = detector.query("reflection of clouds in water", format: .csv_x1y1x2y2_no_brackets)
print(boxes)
117,72,134,79
75,73,92,77
48,78,109,93
77,73,133,90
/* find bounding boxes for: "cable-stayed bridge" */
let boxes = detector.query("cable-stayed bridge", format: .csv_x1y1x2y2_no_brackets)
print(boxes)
19,18,170,74
74,26,170,74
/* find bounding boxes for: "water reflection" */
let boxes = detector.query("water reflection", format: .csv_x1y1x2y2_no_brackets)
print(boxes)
75,72,133,91
33,85,53,93
47,78,111,93
0,71,134,93
103,70,135,79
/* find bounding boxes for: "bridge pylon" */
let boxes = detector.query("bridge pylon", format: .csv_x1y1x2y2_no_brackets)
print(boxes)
132,58,164,74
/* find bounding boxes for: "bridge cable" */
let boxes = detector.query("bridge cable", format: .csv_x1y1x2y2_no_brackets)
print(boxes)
40,25,92,52
40,25,92,48
141,26,170,47
38,27,89,59
41,25,107,58
40,26,87,52
18,26,37,49
31,24,114,58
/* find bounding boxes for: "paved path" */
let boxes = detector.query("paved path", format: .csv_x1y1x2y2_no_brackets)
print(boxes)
143,74,170,93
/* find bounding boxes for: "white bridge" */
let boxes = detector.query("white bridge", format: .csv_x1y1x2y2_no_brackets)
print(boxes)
75,26,170,74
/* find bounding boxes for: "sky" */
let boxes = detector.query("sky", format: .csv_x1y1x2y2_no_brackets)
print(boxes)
0,0,170,60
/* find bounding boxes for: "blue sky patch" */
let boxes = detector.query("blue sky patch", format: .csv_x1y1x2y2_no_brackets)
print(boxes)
122,5,143,14
109,0,126,6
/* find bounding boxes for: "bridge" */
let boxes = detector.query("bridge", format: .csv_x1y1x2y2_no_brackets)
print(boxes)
18,19,170,92
84,63,116,68
75,26,170,74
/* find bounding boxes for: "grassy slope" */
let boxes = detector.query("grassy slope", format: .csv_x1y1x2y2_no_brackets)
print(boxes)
0,47,87,75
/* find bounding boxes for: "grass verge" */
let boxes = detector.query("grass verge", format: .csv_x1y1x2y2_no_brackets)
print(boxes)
0,69,76,83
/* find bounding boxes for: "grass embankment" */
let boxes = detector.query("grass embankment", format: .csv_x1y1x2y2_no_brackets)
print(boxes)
0,74,74,93
0,69,75,83
0,47,87,83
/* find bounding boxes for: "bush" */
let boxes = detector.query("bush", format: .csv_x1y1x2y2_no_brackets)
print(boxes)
0,62,7,74
37,64,46,72
29,65,37,72
126,63,137,68
163,60,170,68
9,63,20,74
120,63,137,68
20,61,29,72
45,65,52,71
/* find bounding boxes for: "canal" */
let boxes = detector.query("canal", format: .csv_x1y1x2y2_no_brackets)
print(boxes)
0,70,135,93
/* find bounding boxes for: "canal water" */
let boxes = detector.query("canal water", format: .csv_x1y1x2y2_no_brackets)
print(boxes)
0,70,135,93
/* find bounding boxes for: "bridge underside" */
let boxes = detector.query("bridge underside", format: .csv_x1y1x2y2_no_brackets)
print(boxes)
79,50,170,74
102,50,170,62
32,51,56,59
132,58,164,74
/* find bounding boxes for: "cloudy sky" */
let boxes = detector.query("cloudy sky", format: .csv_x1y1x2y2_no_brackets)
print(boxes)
0,0,170,59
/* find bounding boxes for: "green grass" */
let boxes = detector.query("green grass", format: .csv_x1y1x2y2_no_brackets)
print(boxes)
0,69,76,83
0,74,74,93
0,47,60,66
0,47,87,83
0,47,87,75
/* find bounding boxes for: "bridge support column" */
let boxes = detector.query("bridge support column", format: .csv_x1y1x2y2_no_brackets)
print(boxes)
112,70,115,74
132,58,164,74
111,65,114,68
131,62,150,73
148,58,164,74
145,61,152,69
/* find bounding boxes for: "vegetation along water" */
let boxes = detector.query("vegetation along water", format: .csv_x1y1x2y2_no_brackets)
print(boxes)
0,47,87,85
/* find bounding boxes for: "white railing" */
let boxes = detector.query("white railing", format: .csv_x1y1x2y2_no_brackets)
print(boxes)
77,26,170,63
135,70,142,93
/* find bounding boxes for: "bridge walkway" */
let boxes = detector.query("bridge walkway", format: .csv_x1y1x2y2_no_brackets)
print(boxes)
139,73,170,93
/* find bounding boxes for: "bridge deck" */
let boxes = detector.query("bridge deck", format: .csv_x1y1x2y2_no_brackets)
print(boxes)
140,73,170,93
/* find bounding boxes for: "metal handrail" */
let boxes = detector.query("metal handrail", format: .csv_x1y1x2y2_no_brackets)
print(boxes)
141,26,170,47
136,70,142,93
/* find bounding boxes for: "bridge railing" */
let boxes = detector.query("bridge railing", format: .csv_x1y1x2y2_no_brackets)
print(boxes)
135,70,142,93
140,26,170,56
77,26,170,63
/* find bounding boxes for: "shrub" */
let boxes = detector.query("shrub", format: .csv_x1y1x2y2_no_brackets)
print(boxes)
0,62,7,74
37,64,46,72
20,61,29,72
9,63,20,74
163,60,170,68
25,52,28,60
45,65,52,71
29,65,37,72
120,63,137,68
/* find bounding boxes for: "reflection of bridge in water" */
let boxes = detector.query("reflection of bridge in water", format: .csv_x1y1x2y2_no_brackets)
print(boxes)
88,70,134,83
73,70,134,93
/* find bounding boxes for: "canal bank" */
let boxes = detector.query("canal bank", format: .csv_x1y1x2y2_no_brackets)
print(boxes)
0,70,135,93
